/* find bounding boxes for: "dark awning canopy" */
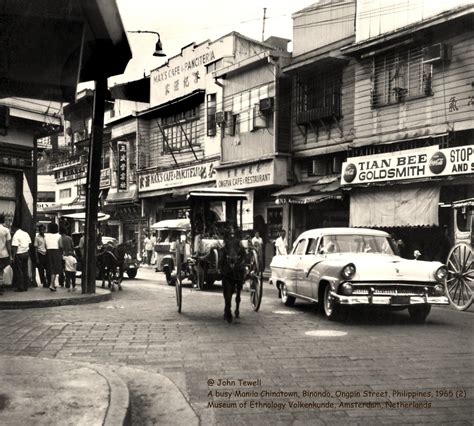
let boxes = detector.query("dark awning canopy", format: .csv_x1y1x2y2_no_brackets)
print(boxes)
110,77,150,103
137,90,205,119
272,175,342,204
106,185,138,204
0,0,132,102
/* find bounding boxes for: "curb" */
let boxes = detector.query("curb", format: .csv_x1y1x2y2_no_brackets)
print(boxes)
0,289,111,310
0,356,131,425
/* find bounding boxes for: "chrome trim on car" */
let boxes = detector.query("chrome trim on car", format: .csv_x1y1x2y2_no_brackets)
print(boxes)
332,291,449,306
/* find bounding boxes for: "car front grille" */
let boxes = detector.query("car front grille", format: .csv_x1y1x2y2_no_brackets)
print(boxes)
350,284,432,296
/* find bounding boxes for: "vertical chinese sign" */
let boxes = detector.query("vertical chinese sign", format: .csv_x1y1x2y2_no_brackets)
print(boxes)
117,141,129,192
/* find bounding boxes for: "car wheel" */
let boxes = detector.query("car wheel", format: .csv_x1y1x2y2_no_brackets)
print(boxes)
126,269,137,279
408,305,431,323
280,283,295,306
322,284,346,321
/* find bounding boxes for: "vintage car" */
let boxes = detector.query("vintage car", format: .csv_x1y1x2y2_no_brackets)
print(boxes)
269,228,449,323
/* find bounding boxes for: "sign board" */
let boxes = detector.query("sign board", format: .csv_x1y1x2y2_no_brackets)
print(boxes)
216,159,287,189
100,168,111,189
341,145,474,186
139,160,217,192
117,141,129,191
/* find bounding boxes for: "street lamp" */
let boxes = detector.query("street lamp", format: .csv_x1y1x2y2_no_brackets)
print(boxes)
128,30,166,57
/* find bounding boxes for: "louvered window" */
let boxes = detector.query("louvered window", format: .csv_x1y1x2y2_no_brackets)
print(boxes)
372,47,432,107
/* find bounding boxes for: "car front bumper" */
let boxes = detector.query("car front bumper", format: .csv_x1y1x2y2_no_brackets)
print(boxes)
332,292,449,306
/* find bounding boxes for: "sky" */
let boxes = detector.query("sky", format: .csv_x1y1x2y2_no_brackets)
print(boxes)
113,0,316,84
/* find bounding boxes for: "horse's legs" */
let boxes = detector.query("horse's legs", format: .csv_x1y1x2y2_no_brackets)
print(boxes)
222,277,233,323
235,281,242,319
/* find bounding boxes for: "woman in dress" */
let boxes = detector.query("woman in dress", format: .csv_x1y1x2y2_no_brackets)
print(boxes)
44,223,62,291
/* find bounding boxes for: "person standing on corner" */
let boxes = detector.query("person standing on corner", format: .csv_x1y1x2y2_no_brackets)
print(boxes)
59,227,75,287
11,225,32,292
144,232,154,265
0,214,12,295
45,223,62,291
34,224,49,288
274,229,288,256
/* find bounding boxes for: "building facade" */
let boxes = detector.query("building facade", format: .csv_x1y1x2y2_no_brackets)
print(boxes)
137,32,277,232
341,3,474,261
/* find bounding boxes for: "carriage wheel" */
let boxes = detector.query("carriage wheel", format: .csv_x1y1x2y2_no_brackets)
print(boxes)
446,243,474,311
248,249,263,311
175,276,182,313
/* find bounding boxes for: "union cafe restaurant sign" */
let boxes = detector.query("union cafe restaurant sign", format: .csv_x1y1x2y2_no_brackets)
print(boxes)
341,145,474,186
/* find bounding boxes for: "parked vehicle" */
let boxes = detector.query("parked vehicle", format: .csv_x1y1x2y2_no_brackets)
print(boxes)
270,227,449,323
150,219,191,285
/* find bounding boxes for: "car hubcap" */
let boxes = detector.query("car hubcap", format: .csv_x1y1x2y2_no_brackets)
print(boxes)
325,287,333,316
281,285,287,302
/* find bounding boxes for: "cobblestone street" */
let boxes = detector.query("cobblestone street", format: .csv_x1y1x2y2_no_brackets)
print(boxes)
0,267,473,425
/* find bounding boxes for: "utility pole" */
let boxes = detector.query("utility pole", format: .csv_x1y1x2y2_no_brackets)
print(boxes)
82,75,107,294
262,7,267,42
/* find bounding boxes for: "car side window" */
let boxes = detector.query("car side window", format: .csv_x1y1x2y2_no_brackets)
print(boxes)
306,238,318,255
294,239,306,255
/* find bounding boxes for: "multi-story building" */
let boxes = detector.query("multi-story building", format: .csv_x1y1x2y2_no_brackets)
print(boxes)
273,0,357,244
137,32,277,229
341,2,474,261
213,36,292,269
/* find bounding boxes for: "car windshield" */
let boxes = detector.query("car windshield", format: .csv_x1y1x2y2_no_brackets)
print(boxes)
319,234,396,255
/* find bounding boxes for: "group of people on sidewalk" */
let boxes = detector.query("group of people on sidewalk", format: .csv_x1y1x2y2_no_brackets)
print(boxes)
0,215,78,294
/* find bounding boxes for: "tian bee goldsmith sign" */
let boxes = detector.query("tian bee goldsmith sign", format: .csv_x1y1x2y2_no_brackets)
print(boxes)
341,145,474,185
117,141,129,191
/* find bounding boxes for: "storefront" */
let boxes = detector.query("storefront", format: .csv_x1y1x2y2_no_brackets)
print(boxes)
216,157,289,269
341,144,474,261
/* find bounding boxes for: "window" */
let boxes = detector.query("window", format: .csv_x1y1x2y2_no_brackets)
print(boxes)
226,114,239,137
293,239,307,255
306,238,318,255
59,188,71,199
207,94,217,136
295,69,342,124
37,191,55,202
160,107,200,153
372,46,432,107
206,59,223,74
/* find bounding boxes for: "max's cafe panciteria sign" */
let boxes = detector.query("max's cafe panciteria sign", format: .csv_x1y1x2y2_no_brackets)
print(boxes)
341,145,474,185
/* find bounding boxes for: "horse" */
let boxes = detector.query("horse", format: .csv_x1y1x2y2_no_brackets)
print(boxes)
97,242,128,291
219,231,247,323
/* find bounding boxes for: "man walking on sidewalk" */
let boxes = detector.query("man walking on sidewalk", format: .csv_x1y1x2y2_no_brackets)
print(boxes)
34,224,49,288
0,214,12,295
11,225,32,292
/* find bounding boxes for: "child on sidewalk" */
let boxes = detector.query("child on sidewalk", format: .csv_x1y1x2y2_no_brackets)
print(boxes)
63,252,77,292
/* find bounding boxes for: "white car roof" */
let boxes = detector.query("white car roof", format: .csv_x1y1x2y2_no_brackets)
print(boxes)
297,228,390,240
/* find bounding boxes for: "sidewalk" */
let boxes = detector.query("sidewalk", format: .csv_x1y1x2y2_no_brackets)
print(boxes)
0,286,111,309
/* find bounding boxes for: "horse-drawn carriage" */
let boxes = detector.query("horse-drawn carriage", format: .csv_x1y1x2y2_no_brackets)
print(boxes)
445,198,474,311
171,188,263,318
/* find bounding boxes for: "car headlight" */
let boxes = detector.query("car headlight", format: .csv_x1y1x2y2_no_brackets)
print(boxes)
433,284,445,296
341,263,356,280
434,266,447,282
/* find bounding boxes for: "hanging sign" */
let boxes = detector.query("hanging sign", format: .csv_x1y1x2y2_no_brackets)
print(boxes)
117,141,129,191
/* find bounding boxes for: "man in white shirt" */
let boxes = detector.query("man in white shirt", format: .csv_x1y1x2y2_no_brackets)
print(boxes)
12,226,32,292
0,214,12,295
251,231,264,269
274,230,288,256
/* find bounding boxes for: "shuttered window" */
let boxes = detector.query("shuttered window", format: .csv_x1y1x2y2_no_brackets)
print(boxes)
207,94,216,136
371,47,432,107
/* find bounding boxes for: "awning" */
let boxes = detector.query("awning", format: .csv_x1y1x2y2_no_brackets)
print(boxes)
137,90,205,119
151,218,191,231
62,212,110,222
350,186,440,228
106,185,138,204
272,175,342,204
187,188,247,201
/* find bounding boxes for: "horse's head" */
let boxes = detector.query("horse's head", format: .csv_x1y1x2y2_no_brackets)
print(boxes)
223,239,245,270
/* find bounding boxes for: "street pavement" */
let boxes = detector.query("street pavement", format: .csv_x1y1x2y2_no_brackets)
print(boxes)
0,266,473,425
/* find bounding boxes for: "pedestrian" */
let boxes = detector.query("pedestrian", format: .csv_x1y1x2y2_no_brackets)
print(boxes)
0,214,12,295
78,234,85,259
63,252,77,292
34,224,49,288
144,232,155,265
274,229,288,256
251,231,264,269
11,225,32,292
44,223,62,291
59,227,74,287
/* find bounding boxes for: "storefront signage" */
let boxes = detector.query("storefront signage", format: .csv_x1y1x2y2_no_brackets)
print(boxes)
341,145,474,185
100,168,111,189
139,160,217,192
216,160,287,189
117,141,129,191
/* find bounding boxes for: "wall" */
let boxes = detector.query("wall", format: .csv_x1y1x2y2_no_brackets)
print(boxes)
292,0,355,57
353,30,474,146
355,0,473,42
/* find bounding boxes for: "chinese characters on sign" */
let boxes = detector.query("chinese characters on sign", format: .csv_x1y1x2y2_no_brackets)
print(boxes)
117,141,129,192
